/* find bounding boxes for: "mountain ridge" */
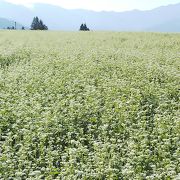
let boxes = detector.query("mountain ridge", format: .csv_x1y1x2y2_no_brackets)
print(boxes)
0,1,180,31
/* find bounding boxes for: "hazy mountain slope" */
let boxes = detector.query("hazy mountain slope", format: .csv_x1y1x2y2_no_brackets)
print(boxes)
0,1,180,31
0,17,24,29
147,19,180,32
0,1,33,26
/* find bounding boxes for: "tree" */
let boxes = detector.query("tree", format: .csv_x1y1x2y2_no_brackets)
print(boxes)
80,23,84,31
7,26,15,30
31,17,38,30
39,20,44,30
83,23,87,30
31,16,48,30
79,23,90,31
39,20,48,30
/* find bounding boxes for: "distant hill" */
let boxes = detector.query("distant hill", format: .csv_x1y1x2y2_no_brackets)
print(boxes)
0,1,180,32
0,17,25,29
146,19,180,32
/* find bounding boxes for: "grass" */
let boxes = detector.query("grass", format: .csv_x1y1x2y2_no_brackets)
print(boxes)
0,31,179,179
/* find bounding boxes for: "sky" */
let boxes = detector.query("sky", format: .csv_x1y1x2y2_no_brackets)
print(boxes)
4,0,180,12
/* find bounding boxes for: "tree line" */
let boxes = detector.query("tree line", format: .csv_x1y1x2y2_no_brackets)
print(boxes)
5,16,90,31
6,26,25,30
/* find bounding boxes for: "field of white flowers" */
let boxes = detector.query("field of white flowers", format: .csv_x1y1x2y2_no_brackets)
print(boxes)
0,31,179,179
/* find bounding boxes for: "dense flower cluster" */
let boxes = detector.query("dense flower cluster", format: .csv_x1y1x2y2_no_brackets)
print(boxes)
0,31,179,179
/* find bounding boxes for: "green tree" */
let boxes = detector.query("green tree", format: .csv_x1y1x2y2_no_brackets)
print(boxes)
31,17,48,30
79,23,90,31
80,23,84,31
39,20,44,30
31,17,38,30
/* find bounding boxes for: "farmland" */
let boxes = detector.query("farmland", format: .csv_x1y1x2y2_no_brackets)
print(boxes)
0,31,179,179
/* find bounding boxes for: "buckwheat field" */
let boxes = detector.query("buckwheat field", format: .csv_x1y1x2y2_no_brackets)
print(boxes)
0,31,179,179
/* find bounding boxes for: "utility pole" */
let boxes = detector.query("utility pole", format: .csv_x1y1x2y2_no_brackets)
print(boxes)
15,21,16,30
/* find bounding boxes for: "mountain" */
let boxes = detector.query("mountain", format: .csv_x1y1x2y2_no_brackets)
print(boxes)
0,1,180,32
0,17,24,29
146,19,180,32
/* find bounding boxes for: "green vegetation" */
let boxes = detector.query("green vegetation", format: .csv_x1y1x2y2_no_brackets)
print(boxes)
31,17,48,30
79,24,90,31
0,31,179,179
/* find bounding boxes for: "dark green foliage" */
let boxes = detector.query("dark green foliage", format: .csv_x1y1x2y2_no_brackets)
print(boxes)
7,26,15,30
31,16,48,30
80,23,90,31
